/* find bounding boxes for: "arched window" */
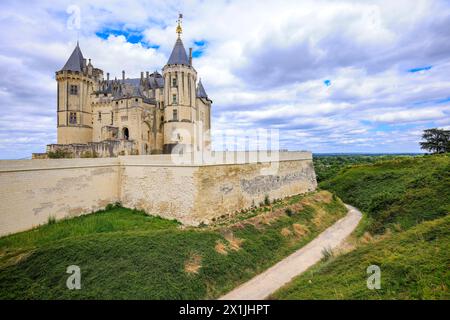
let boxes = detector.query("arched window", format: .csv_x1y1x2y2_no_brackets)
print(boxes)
122,127,129,140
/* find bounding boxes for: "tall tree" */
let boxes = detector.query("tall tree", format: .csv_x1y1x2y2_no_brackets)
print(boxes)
420,128,450,154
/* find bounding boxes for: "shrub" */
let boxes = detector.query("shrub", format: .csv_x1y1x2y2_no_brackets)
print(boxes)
81,151,99,158
105,202,122,211
48,149,73,159
321,247,334,261
285,208,294,217
47,215,56,225
264,195,271,206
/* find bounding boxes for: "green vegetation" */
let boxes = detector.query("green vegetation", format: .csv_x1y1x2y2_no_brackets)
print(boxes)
313,154,413,183
274,154,450,300
80,150,99,158
420,128,450,154
47,149,73,159
0,191,347,299
272,215,450,300
321,154,450,235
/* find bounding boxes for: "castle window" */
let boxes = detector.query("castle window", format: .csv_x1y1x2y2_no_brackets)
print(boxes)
69,112,77,124
70,85,78,95
135,98,139,102
98,112,102,121
173,109,178,121
122,127,129,140
172,94,177,104
172,77,177,87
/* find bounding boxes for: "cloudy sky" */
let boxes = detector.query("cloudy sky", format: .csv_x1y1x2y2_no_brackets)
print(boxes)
0,0,449,159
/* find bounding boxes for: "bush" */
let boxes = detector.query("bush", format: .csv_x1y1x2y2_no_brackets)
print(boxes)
48,149,73,159
81,151,99,158
264,195,270,206
320,247,334,261
47,216,56,225
105,202,122,211
285,208,293,217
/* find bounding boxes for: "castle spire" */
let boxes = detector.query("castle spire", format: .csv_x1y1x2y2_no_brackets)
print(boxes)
166,14,189,66
176,13,183,38
61,42,84,72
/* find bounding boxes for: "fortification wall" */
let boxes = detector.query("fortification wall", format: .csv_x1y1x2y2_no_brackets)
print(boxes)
0,152,317,236
0,158,119,236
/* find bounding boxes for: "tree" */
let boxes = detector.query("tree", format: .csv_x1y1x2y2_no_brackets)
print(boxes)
419,128,450,154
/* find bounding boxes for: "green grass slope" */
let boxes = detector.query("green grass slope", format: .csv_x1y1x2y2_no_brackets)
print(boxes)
313,154,410,183
272,215,450,300
273,154,450,300
0,191,347,300
320,154,450,235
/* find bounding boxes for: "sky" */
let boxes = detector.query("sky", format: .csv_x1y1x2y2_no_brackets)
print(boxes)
0,0,449,159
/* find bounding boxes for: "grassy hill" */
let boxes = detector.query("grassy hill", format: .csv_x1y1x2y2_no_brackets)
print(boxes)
313,154,411,183
273,154,450,300
320,154,450,235
273,215,450,299
0,191,347,300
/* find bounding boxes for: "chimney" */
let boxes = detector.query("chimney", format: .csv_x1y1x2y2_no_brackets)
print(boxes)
122,70,125,83
189,48,193,65
146,71,149,80
107,73,110,81
141,71,144,81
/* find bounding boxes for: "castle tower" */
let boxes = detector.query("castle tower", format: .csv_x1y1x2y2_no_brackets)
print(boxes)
196,79,213,151
162,14,198,153
55,42,94,144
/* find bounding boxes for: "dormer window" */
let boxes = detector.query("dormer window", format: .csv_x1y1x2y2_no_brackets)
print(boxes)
70,85,78,95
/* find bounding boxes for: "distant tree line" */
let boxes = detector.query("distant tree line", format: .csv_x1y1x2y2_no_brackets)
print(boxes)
420,128,450,154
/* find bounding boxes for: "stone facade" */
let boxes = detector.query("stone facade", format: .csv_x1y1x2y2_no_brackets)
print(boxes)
0,152,316,236
43,16,212,158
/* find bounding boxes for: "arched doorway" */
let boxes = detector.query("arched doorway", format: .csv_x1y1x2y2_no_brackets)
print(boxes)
122,127,129,140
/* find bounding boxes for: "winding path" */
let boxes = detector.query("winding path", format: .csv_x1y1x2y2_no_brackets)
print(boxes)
219,204,362,300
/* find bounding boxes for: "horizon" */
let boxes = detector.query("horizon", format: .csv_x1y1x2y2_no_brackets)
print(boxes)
1,0,450,159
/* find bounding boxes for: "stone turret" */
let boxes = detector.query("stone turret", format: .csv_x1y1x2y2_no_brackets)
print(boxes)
55,42,94,144
162,14,198,153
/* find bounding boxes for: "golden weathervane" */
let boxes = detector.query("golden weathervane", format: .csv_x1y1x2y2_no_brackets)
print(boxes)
176,13,183,37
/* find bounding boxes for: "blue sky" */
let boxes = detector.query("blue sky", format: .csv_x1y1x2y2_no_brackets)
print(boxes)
0,0,450,159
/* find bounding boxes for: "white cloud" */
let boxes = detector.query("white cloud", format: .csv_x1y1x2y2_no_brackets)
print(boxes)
372,107,450,123
1,0,450,158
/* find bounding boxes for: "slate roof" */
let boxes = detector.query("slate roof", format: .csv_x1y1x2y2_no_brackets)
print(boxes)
196,79,208,99
167,38,190,66
61,42,85,72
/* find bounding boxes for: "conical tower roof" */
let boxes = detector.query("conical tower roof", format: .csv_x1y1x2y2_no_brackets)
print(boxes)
196,79,208,98
167,38,190,66
61,42,84,72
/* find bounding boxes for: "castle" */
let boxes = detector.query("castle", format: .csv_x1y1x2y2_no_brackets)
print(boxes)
0,15,317,236
43,15,212,158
